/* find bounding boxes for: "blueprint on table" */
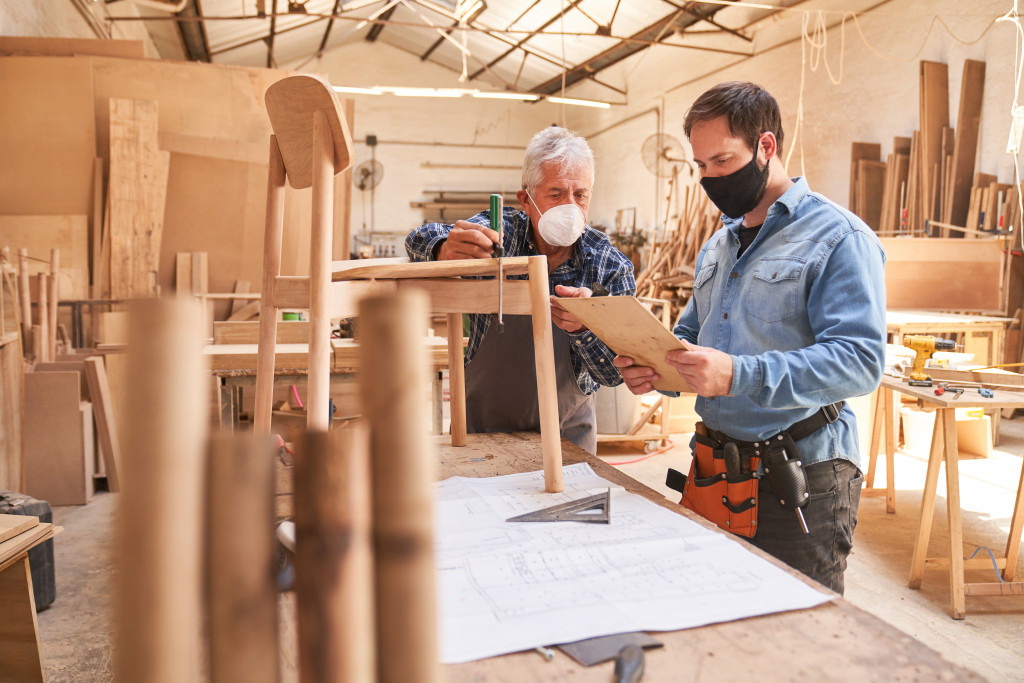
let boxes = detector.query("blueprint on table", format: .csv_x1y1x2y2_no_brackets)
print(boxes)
435,463,833,664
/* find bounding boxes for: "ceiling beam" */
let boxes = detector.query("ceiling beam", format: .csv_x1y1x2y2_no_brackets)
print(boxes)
529,3,726,96
176,0,211,62
419,17,459,60
317,0,344,52
467,0,585,81
366,4,397,41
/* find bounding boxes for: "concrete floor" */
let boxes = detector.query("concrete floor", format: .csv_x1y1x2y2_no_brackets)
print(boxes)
34,412,1024,682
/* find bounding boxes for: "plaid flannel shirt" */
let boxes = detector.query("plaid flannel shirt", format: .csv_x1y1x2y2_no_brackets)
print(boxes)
405,207,636,395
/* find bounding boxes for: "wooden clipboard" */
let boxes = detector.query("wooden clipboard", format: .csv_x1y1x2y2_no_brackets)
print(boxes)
556,296,694,393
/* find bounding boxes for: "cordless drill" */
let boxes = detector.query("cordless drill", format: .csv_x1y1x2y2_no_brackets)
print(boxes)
903,335,956,387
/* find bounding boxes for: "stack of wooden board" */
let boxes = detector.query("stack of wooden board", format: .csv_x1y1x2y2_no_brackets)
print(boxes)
635,184,720,324
853,59,988,237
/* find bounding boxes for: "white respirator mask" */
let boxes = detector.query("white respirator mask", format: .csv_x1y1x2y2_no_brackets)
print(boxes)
526,190,586,247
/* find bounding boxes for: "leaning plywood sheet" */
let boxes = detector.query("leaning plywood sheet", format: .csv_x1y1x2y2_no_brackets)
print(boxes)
556,296,693,393
108,98,169,299
881,237,1004,313
0,335,24,492
0,57,96,217
23,371,94,505
0,216,90,298
0,37,144,59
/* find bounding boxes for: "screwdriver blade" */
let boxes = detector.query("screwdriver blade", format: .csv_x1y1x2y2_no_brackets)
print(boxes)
795,508,809,534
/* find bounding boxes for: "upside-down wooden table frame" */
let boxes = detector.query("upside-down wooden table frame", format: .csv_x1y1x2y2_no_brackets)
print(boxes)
255,75,564,491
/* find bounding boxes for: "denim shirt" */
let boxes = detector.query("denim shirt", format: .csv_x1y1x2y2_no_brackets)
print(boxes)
673,177,886,469
405,208,637,395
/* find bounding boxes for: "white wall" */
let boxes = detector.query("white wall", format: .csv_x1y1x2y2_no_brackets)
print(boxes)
569,0,1021,236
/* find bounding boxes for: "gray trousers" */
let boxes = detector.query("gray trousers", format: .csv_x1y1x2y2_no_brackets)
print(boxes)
746,458,863,596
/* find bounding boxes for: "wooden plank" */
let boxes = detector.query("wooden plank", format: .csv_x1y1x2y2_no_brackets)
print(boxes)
920,61,949,230
23,371,92,506
0,332,24,492
229,281,251,318
556,296,694,393
881,237,1005,312
108,98,169,299
0,57,96,217
949,60,986,228
850,142,882,210
857,160,886,231
213,320,309,345
0,216,90,299
331,256,531,281
0,36,144,59
83,356,122,492
0,515,37,545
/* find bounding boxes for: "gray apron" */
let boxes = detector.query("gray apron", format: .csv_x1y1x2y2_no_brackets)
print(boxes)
465,314,596,453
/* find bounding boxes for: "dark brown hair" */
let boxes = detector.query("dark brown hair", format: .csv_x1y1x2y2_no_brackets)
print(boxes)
683,81,784,154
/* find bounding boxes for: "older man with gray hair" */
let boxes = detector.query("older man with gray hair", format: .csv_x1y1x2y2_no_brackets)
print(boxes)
405,125,636,452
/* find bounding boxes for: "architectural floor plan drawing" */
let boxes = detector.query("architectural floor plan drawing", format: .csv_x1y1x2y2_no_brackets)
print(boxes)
435,464,832,663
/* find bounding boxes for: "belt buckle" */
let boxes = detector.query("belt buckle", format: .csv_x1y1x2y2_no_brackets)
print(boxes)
821,402,841,423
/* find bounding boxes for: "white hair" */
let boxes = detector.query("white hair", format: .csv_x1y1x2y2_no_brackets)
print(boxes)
521,126,595,192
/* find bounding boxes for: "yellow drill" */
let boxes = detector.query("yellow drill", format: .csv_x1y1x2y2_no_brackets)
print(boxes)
903,335,956,387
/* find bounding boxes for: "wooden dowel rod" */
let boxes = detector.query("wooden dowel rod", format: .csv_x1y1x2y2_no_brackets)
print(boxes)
528,256,563,492
447,313,467,446
359,290,439,683
37,274,49,362
18,249,30,347
206,434,279,683
294,425,376,683
254,136,287,435
308,110,334,432
48,248,59,355
116,298,208,683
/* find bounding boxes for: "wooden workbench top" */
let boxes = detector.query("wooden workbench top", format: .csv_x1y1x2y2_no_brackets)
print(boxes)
431,433,982,681
881,374,1024,409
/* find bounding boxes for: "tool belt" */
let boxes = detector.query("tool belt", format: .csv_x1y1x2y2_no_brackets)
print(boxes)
665,402,843,538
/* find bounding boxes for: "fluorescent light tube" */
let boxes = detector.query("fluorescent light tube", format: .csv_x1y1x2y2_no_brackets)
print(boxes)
473,91,539,101
547,96,612,109
333,85,383,94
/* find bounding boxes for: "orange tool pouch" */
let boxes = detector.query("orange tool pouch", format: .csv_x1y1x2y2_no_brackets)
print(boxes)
670,422,762,538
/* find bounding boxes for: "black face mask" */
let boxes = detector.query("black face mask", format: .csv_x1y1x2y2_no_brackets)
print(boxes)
700,148,771,219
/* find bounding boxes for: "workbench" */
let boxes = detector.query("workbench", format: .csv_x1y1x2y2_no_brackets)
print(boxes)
869,376,1024,619
886,310,1014,366
424,433,982,679
886,309,1016,441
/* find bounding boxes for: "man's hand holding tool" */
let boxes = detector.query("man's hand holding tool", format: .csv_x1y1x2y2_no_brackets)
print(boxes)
436,220,499,260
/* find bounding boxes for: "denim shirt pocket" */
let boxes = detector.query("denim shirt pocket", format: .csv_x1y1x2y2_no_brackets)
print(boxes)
692,261,718,323
747,257,804,323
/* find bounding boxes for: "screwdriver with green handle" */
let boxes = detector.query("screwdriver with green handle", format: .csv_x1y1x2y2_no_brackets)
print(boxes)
490,193,504,333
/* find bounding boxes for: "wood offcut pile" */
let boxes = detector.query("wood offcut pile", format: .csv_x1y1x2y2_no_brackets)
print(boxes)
635,183,721,324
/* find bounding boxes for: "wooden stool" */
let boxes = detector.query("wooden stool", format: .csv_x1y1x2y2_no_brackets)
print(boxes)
255,74,355,433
